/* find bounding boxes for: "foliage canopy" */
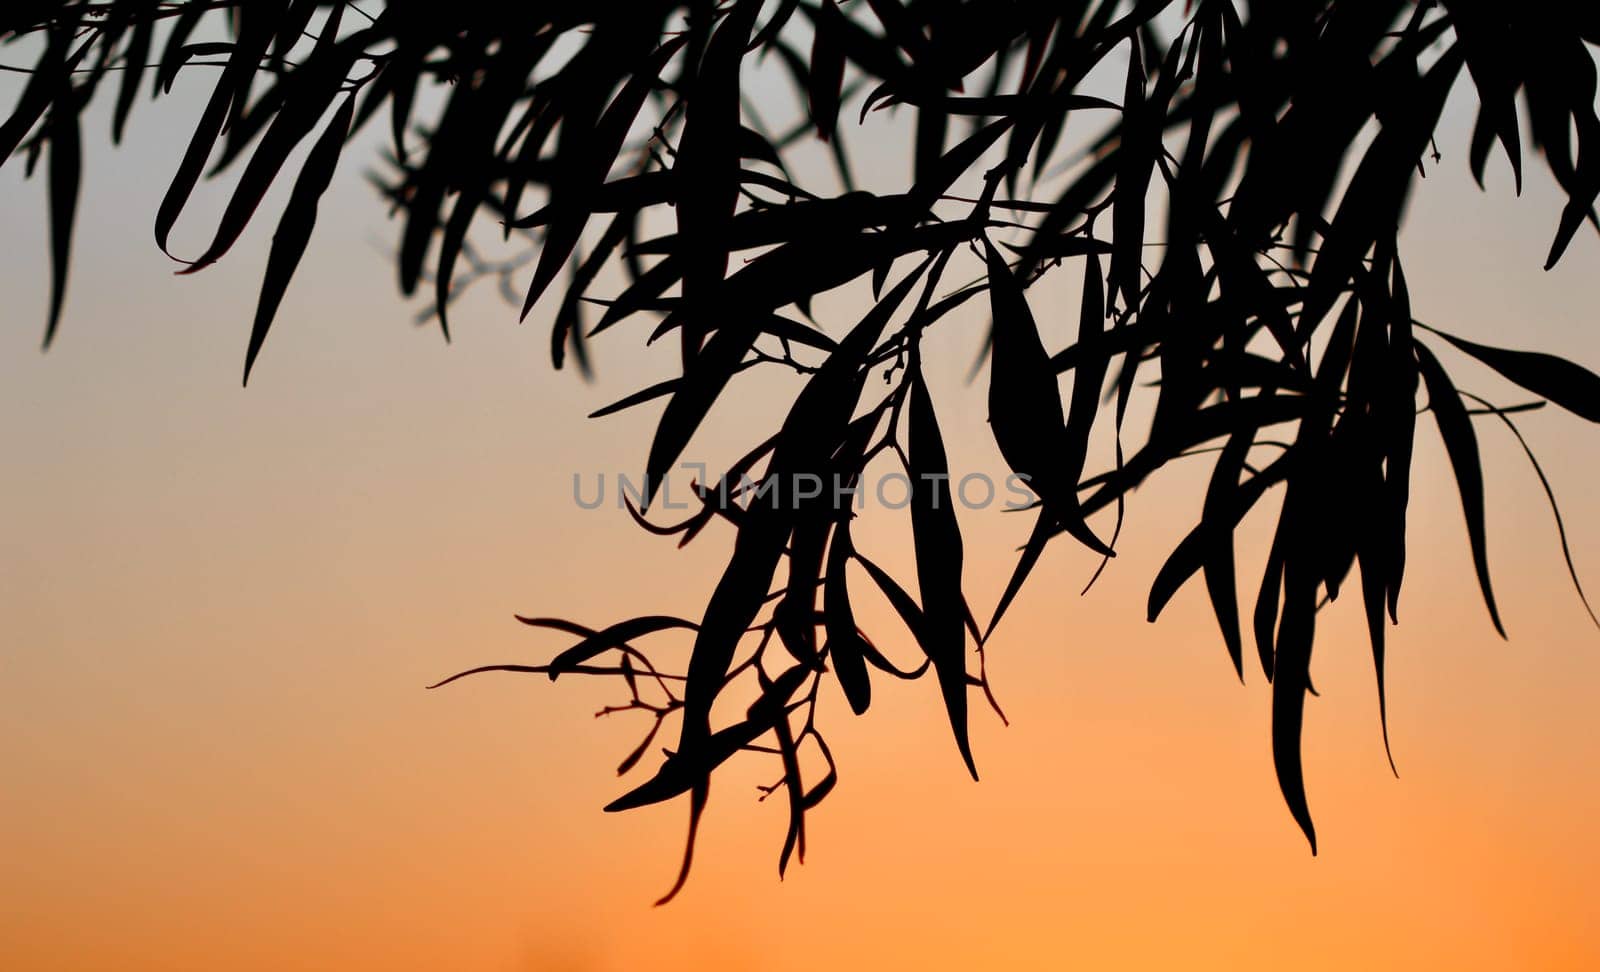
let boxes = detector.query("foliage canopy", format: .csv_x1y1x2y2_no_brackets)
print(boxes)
7,0,1600,902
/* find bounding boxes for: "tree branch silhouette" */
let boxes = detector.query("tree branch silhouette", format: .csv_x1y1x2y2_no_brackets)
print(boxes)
6,0,1600,902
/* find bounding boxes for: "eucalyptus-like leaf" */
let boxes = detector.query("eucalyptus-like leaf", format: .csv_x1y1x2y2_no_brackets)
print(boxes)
9,0,1600,903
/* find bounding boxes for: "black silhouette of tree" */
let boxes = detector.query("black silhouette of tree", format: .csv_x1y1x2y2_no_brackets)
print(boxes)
6,1,1600,902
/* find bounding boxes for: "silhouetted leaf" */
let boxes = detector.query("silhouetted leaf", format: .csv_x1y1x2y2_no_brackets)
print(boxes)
1110,34,1149,316
807,1,845,141
984,237,1111,555
112,11,154,144
43,99,80,348
616,716,665,778
155,14,277,258
1466,393,1600,631
607,663,811,813
1272,544,1320,854
823,523,872,715
906,354,976,780
243,94,354,384
1422,324,1600,423
520,32,688,319
541,615,700,679
179,43,350,276
1301,44,1464,331
2,27,81,167
906,117,1012,217
1416,342,1506,637
640,233,941,509
1147,440,1292,674
673,0,760,348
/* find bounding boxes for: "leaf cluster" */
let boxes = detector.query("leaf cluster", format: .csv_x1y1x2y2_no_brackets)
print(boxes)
7,0,1600,900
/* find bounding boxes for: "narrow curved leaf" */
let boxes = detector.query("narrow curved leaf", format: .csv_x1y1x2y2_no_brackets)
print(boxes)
907,357,976,780
43,101,80,348
1415,342,1506,637
243,95,354,384
1422,324,1600,423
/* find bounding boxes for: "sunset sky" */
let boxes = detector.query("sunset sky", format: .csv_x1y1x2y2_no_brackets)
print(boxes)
4,26,1600,971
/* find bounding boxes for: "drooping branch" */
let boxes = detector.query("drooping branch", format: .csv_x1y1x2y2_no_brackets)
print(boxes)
7,0,1600,902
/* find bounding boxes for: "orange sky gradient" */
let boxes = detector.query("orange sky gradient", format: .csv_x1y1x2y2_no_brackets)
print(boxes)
3,35,1600,971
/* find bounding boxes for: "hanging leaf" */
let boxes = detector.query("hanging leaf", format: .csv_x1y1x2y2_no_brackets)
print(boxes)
543,615,700,678
154,14,278,258
179,52,351,276
43,99,81,348
807,0,846,141
823,522,872,715
1421,324,1600,423
906,354,977,780
1415,342,1506,637
243,95,354,384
